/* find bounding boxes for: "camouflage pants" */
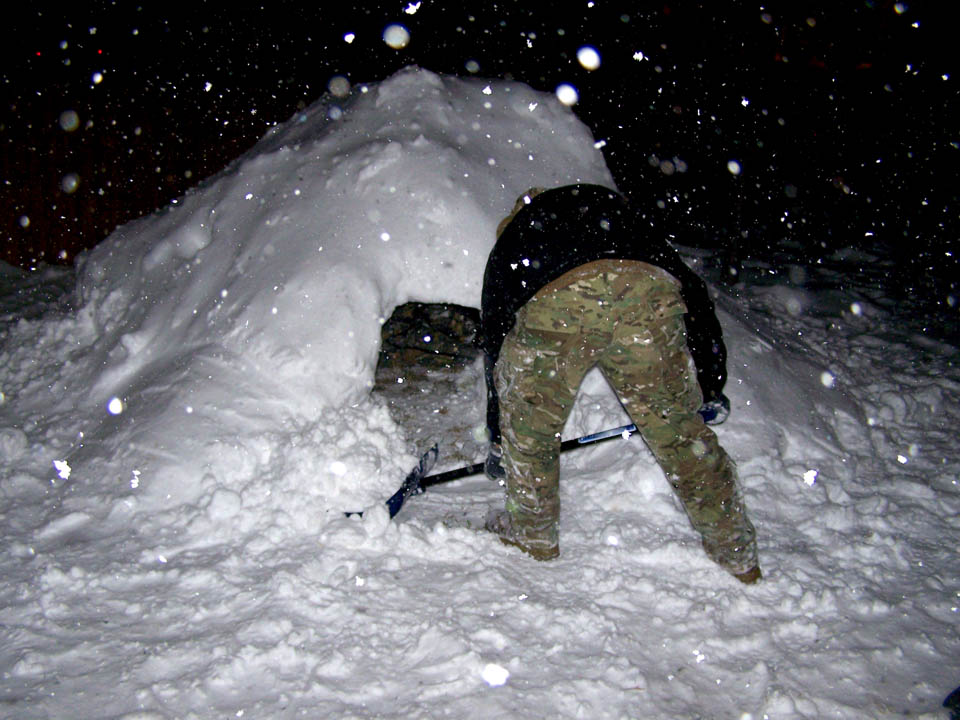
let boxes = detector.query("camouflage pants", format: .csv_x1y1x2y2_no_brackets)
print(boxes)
495,259,758,574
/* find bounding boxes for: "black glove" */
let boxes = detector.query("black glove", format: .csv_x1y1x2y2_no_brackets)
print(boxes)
484,443,506,480
698,393,731,425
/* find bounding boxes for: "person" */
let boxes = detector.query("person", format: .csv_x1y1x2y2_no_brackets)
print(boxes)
478,184,761,584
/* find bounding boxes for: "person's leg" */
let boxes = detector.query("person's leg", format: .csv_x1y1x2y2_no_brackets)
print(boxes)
491,293,605,559
599,273,760,578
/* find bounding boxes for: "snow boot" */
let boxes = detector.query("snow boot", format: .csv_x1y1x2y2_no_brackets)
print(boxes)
733,566,763,585
484,509,559,561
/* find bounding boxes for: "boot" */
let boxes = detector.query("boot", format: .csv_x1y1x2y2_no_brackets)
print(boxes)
733,566,763,585
484,509,559,561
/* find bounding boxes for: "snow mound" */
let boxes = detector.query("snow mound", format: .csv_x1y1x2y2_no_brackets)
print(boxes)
31,66,612,532
2,66,959,719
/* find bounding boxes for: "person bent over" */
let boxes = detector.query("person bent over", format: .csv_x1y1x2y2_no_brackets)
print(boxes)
479,185,760,584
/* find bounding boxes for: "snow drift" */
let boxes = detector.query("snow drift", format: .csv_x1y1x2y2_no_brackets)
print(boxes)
1,66,958,719
48,66,613,520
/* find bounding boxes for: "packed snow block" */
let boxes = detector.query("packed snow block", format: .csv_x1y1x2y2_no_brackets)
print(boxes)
58,65,613,519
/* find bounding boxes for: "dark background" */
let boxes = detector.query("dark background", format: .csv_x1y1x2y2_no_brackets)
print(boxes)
2,1,956,322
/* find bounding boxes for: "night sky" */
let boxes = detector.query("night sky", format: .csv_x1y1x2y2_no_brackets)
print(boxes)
2,1,956,319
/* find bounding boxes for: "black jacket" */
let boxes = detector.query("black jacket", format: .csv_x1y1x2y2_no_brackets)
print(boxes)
480,184,727,443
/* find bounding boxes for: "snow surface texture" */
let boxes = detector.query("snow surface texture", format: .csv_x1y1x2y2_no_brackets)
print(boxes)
1,67,958,718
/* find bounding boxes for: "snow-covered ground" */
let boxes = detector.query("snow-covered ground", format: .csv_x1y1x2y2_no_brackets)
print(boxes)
1,67,958,719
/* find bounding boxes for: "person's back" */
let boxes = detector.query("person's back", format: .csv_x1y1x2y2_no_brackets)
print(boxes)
481,184,729,447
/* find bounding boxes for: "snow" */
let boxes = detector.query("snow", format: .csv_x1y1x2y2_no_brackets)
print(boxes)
1,66,958,718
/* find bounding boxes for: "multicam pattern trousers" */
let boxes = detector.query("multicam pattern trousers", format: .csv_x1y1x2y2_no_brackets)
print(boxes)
495,259,758,574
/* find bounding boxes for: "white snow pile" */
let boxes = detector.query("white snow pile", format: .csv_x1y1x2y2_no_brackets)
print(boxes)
1,66,958,719
7,65,614,526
